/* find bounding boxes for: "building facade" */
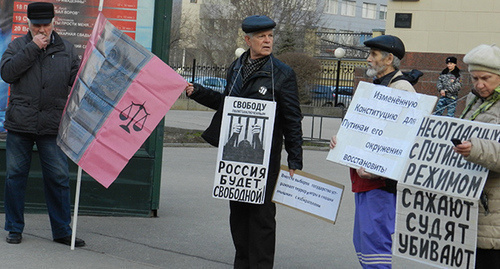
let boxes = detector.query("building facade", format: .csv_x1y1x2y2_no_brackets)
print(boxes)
170,0,389,65
387,0,500,54
354,0,500,116
319,0,388,32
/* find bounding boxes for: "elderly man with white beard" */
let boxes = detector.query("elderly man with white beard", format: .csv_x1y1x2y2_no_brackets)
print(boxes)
330,35,415,268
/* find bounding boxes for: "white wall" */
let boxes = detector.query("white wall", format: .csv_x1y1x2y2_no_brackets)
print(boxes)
386,0,500,54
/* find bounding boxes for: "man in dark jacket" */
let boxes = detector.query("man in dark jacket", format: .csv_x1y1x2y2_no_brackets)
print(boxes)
0,2,84,247
433,56,462,117
185,15,303,268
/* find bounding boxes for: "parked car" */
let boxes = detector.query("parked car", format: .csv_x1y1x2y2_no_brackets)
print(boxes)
310,85,354,108
191,76,227,93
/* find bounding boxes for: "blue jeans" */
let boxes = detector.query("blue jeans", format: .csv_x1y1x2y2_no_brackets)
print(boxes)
433,97,456,117
4,131,72,239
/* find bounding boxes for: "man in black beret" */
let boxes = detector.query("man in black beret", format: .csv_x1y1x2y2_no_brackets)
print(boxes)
0,2,84,247
331,34,416,268
433,56,461,117
185,15,302,268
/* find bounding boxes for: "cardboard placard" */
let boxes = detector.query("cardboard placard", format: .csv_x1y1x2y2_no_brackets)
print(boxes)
273,165,344,223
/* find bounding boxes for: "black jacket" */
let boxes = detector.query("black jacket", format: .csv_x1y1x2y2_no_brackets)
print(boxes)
0,31,80,135
190,52,303,171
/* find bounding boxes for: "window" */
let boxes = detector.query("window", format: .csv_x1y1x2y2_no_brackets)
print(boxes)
289,0,316,11
362,3,377,19
325,0,338,14
190,0,197,3
341,0,356,17
379,5,387,20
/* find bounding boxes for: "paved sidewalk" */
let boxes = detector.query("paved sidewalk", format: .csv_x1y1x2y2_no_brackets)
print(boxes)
0,148,360,269
0,110,419,268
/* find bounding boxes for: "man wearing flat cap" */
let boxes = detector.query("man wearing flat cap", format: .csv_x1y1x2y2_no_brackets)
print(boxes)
363,35,415,92
0,2,84,247
433,56,462,117
185,15,302,268
330,34,415,268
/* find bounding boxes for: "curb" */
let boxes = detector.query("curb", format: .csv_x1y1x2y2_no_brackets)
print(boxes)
163,142,213,148
163,143,330,151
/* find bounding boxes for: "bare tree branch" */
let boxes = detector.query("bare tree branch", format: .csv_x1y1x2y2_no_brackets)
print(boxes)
175,0,325,66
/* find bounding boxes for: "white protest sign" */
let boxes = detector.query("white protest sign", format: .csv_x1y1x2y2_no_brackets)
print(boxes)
327,81,437,180
272,166,344,223
394,116,500,268
394,184,478,269
213,96,276,204
401,116,500,200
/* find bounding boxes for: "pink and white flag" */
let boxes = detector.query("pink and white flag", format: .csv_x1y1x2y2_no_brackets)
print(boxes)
57,13,186,188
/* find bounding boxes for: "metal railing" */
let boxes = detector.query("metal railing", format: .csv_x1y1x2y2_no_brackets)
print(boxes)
308,59,368,107
170,59,228,82
172,58,368,107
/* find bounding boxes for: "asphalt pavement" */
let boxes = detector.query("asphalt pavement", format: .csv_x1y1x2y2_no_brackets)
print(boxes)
0,109,419,268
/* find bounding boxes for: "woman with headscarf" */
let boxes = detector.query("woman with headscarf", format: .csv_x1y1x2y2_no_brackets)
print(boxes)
454,44,500,269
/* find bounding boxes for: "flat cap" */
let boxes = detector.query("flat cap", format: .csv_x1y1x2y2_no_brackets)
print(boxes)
463,44,500,76
242,15,276,33
364,35,405,60
27,2,54,24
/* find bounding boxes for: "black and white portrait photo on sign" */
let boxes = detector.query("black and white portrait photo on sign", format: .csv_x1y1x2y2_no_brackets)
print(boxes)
213,96,276,204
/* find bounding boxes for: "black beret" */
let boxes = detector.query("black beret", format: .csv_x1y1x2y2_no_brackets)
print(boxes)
364,35,405,60
242,15,276,33
27,2,54,24
446,56,457,64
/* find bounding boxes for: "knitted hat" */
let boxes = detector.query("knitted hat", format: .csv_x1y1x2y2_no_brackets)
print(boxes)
463,44,500,76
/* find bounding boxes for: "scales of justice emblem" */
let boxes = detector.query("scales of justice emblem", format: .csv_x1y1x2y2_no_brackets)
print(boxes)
119,101,150,133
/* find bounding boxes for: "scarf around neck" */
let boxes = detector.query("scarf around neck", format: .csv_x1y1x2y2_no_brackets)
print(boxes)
242,53,269,85
460,86,500,121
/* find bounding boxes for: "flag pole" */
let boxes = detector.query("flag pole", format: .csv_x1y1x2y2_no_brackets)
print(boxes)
71,166,83,250
70,0,105,251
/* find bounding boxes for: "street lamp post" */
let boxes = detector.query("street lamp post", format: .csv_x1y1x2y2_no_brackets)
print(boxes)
334,48,346,106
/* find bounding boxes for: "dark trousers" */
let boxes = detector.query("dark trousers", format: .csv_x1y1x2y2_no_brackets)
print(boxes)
229,170,278,269
476,248,500,269
4,131,72,239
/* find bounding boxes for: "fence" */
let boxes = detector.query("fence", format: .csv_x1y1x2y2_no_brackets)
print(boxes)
170,60,227,82
308,59,368,107
172,58,368,108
